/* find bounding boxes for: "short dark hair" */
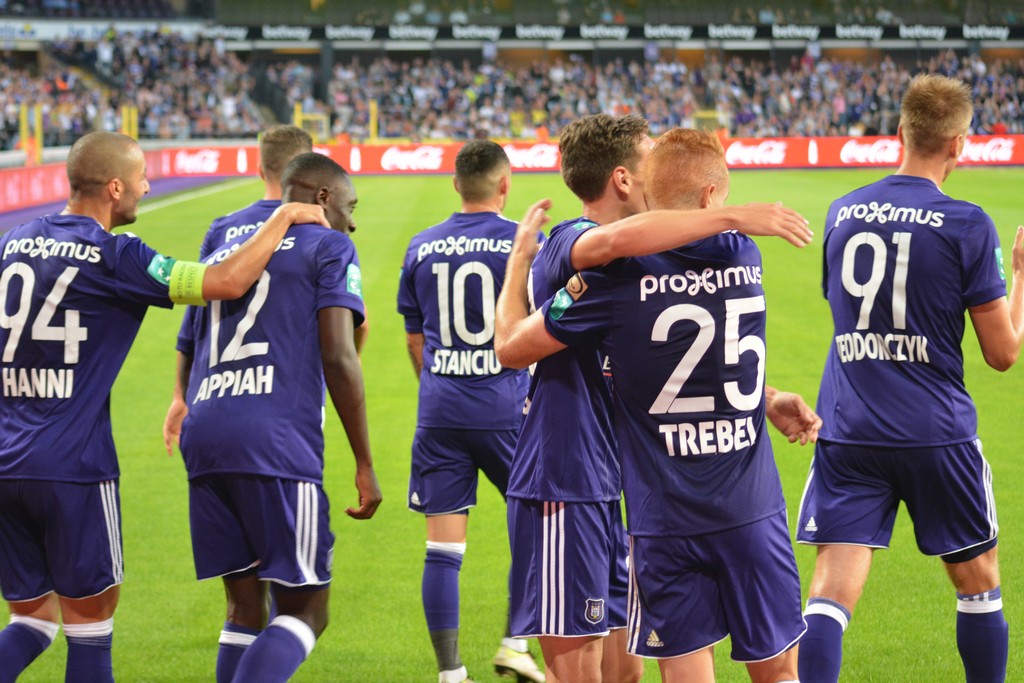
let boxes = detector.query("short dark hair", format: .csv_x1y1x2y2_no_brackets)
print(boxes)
66,131,139,197
281,152,350,202
559,114,649,202
455,140,510,203
260,125,314,182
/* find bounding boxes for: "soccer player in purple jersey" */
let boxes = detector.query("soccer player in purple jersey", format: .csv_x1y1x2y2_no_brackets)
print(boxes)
498,115,815,683
178,152,381,683
795,74,1024,683
0,131,327,683
397,140,545,683
496,129,821,683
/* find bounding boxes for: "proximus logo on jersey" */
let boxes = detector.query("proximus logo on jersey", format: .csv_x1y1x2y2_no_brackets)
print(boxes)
639,265,762,301
3,237,101,263
416,236,512,262
835,202,945,228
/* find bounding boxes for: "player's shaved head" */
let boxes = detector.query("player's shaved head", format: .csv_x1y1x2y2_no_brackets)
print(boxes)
645,129,728,211
66,131,142,197
454,140,510,203
900,74,973,158
559,114,649,202
260,125,314,182
281,152,350,203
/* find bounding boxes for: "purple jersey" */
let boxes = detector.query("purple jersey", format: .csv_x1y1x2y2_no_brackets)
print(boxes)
0,215,175,482
179,224,365,483
397,212,528,430
543,232,784,537
817,175,1007,446
506,218,619,503
179,200,281,355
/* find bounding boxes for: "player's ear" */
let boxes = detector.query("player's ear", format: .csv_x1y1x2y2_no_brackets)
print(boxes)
700,183,715,209
611,165,630,196
317,186,330,207
107,178,122,200
949,133,965,160
256,163,266,182
896,124,905,146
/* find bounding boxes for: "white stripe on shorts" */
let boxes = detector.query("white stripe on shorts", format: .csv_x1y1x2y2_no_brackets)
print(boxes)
626,537,642,653
98,481,123,584
541,501,566,635
977,441,998,538
295,482,319,584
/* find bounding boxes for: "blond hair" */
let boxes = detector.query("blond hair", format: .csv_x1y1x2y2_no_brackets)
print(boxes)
900,74,973,157
260,125,314,182
645,129,728,211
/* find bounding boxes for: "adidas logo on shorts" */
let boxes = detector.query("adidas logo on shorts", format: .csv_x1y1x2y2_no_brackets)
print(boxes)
411,491,421,506
646,630,664,648
804,517,818,533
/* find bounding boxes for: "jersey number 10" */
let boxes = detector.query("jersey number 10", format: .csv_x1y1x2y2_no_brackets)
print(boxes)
432,261,495,346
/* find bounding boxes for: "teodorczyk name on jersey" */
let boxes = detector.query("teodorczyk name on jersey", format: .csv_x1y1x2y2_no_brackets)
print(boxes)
639,265,762,301
192,364,275,403
834,331,930,363
430,348,502,376
658,416,757,457
2,367,74,398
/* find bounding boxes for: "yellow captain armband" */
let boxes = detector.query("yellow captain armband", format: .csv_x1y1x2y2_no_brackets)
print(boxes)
168,260,208,305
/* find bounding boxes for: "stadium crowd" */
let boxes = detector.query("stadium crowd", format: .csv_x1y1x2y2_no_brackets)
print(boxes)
0,26,1022,150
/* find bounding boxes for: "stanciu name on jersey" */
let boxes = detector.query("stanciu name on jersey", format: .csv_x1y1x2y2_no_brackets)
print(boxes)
639,265,762,301
3,237,101,263
430,348,502,376
834,331,931,364
204,237,296,265
3,367,74,398
835,201,944,228
416,236,512,262
192,364,274,403
658,415,758,457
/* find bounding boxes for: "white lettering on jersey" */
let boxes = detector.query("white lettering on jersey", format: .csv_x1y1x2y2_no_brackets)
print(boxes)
205,237,295,265
657,416,757,456
192,364,275,403
429,348,503,376
2,367,74,398
3,237,101,264
639,265,762,301
834,332,930,363
834,202,945,229
416,236,512,262
223,222,265,242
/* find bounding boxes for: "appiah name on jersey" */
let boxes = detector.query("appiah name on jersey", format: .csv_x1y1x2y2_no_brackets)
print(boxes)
2,367,74,398
834,331,930,364
191,364,275,403
430,348,502,376
658,416,758,457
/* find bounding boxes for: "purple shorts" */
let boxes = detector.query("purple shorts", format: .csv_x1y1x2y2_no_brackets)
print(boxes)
796,439,998,556
408,427,515,514
189,474,334,586
0,479,123,601
508,498,629,637
626,510,805,661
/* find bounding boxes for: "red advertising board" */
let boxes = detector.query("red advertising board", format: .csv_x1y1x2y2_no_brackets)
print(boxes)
1,136,1021,214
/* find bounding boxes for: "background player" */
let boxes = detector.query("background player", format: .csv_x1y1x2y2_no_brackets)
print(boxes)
177,152,381,683
500,114,814,683
497,129,818,683
796,73,1024,683
397,140,545,683
0,131,326,683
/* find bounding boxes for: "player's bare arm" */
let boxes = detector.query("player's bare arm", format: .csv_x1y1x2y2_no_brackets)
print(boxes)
969,226,1024,371
406,332,425,377
765,385,822,445
319,306,382,520
196,202,328,301
569,203,813,270
162,351,194,456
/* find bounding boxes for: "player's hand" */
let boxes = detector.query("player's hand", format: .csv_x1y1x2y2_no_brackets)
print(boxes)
346,466,382,520
734,203,813,247
279,202,329,228
1012,226,1024,279
766,390,821,445
512,199,552,261
162,397,187,456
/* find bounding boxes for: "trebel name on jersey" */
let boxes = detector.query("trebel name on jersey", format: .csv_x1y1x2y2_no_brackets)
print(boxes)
658,415,758,457
191,365,275,403
639,264,762,301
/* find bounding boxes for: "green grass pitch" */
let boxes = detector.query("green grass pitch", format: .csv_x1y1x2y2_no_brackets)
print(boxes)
5,167,1024,681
